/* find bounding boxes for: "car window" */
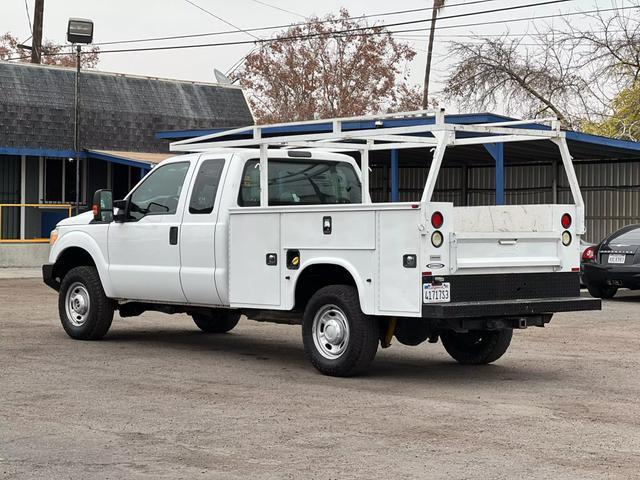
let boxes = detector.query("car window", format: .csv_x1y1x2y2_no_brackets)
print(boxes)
609,227,640,244
128,162,190,220
238,159,362,206
188,159,225,214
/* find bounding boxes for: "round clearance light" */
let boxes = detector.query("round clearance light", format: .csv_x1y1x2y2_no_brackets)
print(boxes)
562,231,572,246
431,231,444,248
431,211,444,229
561,213,572,229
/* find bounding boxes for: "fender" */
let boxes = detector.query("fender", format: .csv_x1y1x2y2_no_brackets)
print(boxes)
290,256,374,315
50,229,114,298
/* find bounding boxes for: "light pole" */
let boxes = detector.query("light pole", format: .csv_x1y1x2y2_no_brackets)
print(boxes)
67,18,93,215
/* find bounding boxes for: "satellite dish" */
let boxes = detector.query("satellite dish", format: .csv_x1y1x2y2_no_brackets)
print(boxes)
214,69,232,85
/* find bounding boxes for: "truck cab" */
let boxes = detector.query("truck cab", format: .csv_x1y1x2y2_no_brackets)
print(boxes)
43,110,601,377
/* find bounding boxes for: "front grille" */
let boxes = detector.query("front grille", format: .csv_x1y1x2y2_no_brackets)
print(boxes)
422,272,580,303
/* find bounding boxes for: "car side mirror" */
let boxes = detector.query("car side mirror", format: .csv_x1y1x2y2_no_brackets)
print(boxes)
113,199,130,223
92,189,113,223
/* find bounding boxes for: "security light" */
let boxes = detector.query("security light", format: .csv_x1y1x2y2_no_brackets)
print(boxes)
67,18,94,44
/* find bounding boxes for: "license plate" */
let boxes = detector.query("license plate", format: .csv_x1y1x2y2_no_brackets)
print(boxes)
423,282,451,303
608,254,626,264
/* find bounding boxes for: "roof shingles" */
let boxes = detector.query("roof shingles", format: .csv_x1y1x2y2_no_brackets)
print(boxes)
0,62,254,153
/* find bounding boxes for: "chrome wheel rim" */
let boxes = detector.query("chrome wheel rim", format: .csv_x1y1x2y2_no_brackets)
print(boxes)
65,282,91,327
312,304,350,360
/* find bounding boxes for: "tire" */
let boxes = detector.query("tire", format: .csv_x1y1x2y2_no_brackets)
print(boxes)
587,284,618,299
58,266,114,340
441,329,512,365
302,285,378,377
192,310,240,333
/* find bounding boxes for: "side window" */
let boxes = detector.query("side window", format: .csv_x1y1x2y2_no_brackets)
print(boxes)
189,159,225,214
128,162,190,220
238,159,362,206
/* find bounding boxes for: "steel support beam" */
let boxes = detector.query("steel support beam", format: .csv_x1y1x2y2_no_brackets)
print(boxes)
484,143,505,206
390,149,399,202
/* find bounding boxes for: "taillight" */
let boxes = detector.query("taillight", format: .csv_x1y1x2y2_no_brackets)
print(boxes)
431,211,444,229
582,246,595,261
561,213,572,229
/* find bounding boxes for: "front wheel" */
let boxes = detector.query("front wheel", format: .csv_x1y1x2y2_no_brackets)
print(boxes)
302,285,378,377
58,266,114,340
191,310,240,333
440,329,512,365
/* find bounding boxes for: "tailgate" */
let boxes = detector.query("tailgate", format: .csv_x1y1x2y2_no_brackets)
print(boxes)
450,205,579,274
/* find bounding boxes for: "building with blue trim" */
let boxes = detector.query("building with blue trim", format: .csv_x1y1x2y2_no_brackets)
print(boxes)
0,61,253,247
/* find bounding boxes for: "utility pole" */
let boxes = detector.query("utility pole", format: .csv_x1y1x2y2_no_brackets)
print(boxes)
31,0,45,64
422,0,445,109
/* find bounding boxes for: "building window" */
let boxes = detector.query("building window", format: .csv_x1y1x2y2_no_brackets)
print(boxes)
112,164,141,200
43,157,85,204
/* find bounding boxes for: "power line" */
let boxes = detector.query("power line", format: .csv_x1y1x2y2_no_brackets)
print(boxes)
183,0,260,40
24,0,33,34
248,0,306,19
91,0,506,47
6,3,636,61
390,3,637,34
72,0,583,54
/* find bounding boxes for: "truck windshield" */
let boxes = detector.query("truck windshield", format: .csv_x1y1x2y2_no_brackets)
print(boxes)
238,159,362,206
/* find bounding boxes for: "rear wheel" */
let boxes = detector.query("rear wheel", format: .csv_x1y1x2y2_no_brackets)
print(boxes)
302,285,378,377
191,310,240,333
441,329,512,365
587,284,618,299
58,266,114,340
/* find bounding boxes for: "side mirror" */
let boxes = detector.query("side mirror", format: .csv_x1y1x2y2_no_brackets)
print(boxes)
92,189,113,223
113,199,130,223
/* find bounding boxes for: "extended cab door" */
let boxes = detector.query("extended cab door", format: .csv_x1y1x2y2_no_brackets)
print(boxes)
108,160,193,302
179,156,228,305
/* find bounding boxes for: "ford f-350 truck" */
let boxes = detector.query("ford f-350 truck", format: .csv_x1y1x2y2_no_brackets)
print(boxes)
43,110,600,376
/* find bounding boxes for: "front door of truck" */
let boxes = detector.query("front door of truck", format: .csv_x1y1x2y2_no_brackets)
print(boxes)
179,157,227,305
108,160,193,303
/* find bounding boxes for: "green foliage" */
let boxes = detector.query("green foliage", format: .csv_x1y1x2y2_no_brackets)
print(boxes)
582,82,640,141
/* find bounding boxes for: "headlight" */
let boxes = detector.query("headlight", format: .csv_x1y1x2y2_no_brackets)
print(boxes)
431,231,444,248
50,229,58,246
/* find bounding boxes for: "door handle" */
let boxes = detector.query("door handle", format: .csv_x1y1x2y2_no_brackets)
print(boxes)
498,239,517,245
169,226,179,245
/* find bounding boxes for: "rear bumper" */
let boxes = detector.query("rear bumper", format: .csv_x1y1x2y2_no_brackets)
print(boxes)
421,271,600,319
42,263,59,291
422,296,601,319
582,263,640,288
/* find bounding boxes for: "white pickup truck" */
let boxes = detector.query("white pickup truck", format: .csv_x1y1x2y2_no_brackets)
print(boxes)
43,110,600,376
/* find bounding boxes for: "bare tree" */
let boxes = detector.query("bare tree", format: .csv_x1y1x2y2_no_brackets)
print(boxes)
442,3,639,132
235,9,420,123
443,34,591,127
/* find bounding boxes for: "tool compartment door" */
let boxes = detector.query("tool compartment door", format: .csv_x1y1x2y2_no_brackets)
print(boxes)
229,212,281,307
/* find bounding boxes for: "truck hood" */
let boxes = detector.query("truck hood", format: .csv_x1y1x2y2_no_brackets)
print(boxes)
57,211,94,227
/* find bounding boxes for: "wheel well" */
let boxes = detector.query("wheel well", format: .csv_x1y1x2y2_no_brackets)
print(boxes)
294,264,357,310
53,247,96,282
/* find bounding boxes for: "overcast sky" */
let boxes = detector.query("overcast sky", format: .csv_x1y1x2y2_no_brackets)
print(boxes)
4,0,614,112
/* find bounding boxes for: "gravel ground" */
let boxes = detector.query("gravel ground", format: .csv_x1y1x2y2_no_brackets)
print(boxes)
1,278,639,479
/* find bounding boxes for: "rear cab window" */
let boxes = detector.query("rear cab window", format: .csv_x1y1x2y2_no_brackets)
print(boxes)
238,158,362,207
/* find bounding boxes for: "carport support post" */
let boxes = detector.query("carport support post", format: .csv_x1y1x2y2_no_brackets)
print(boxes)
484,143,505,205
390,149,399,202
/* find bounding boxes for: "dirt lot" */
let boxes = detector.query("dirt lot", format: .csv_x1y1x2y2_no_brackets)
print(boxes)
1,278,639,479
